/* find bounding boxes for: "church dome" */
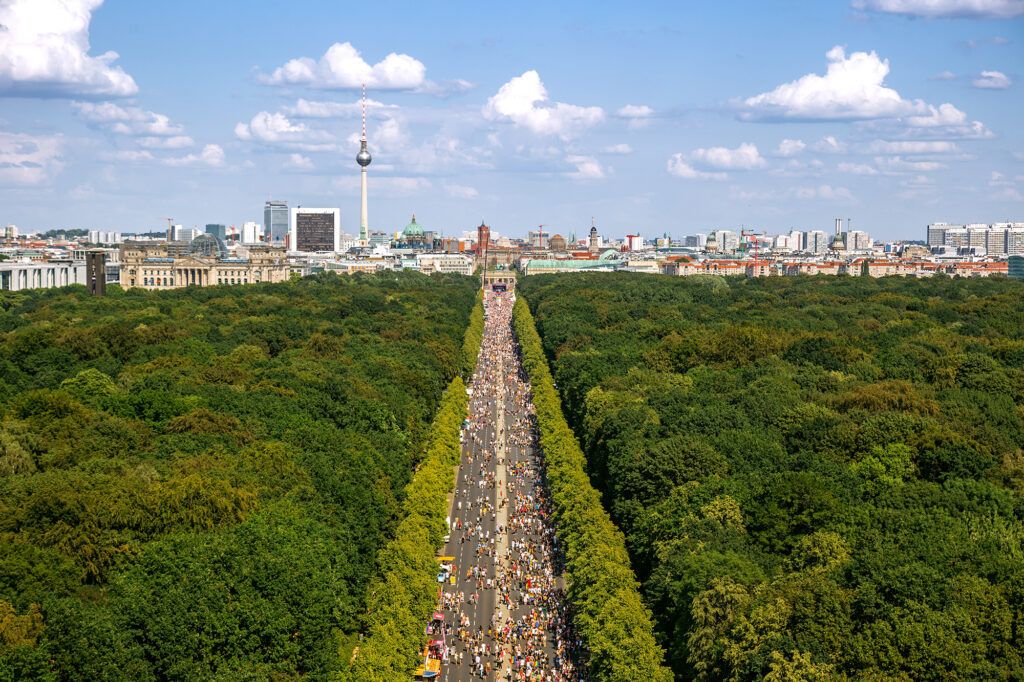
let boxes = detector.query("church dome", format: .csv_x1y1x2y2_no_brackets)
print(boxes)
402,214,424,238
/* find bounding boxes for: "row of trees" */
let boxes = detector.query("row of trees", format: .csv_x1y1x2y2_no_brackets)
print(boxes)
0,271,478,679
519,272,1024,681
513,296,673,681
345,295,483,679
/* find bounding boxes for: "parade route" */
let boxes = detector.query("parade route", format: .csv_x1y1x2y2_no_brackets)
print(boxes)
433,289,583,682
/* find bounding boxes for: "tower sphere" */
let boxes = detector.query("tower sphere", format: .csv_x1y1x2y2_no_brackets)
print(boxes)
357,142,371,167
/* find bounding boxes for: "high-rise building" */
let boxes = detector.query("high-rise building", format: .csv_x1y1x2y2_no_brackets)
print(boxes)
626,234,644,251
966,224,988,252
805,230,828,254
845,230,871,251
264,201,289,242
684,234,706,248
987,226,1008,255
716,230,739,252
4,224,17,239
943,227,969,250
205,224,227,241
1008,227,1024,255
927,223,956,248
241,222,262,245
289,208,341,252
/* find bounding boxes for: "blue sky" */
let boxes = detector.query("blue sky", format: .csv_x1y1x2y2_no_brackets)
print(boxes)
1,0,1021,240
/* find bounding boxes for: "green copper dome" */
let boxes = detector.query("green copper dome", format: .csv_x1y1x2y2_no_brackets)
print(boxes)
401,214,424,238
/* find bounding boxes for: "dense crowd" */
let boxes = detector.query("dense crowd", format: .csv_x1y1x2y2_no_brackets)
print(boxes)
435,289,586,681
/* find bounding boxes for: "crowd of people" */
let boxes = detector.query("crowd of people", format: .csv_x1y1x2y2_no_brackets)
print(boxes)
431,289,586,681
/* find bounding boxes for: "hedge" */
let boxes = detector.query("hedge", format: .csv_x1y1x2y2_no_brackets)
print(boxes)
512,294,673,682
343,295,483,680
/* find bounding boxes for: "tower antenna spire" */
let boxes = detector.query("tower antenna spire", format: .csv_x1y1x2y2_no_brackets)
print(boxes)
361,83,366,141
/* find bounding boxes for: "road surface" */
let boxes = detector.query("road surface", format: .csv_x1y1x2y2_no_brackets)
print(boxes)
433,290,584,682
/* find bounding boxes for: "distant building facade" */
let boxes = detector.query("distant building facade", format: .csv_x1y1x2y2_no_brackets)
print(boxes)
121,238,289,289
0,260,87,291
264,200,289,243
289,208,341,253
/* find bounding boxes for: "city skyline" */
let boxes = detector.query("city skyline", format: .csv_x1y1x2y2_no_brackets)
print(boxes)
0,0,1021,239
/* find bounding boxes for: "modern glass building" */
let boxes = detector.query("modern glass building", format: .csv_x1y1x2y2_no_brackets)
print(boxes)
264,200,288,243
205,224,227,241
1009,255,1024,279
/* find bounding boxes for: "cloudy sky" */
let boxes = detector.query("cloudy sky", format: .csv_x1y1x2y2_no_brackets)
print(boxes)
1,0,1021,240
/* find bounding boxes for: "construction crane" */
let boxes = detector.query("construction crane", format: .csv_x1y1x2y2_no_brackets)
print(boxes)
741,229,767,269
159,217,174,241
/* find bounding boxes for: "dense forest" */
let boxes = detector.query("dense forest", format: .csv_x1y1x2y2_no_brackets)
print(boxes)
0,272,477,680
519,273,1024,681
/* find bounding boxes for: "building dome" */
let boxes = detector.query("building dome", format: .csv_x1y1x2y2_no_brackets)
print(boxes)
187,233,228,259
401,214,424,238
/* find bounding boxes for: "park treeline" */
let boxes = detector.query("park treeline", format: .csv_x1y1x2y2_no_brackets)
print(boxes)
0,272,477,680
346,294,481,679
518,272,1024,681
513,296,673,681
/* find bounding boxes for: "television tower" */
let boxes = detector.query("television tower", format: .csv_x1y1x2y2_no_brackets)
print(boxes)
356,84,372,243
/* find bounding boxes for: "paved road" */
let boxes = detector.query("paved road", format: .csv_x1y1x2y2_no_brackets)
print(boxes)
432,290,583,682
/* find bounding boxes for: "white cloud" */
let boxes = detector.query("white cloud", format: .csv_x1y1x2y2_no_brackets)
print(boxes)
565,155,606,180
868,140,960,153
793,184,853,200
0,132,63,186
905,102,967,127
875,156,947,172
413,79,475,98
0,0,137,98
284,153,313,170
690,142,767,170
102,149,154,162
162,144,225,167
73,101,187,137
741,46,960,123
235,111,335,150
838,162,879,175
602,143,633,154
616,104,654,129
774,138,806,157
667,154,727,180
259,42,427,90
930,71,957,81
282,97,397,118
617,104,654,118
444,182,479,198
972,70,1012,89
851,0,1024,19
483,70,604,139
137,135,194,149
812,136,848,153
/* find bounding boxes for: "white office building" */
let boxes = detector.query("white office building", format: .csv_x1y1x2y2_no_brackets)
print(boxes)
172,225,199,242
241,221,262,245
715,230,739,252
1,260,87,291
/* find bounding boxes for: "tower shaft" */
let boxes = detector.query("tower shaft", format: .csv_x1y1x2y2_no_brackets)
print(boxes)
360,166,369,242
